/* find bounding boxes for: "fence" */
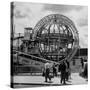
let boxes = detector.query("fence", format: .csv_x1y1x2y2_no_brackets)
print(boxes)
13,65,43,75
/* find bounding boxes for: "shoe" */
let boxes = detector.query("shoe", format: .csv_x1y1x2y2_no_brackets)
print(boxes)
60,81,62,84
63,82,66,85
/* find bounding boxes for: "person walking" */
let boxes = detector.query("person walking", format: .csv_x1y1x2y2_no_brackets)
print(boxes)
44,62,51,82
65,60,70,81
52,63,57,77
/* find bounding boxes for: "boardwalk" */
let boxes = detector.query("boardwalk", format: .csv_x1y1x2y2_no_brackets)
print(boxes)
13,73,88,88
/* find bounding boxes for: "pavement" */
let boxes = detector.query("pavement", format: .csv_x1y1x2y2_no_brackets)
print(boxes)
13,73,88,88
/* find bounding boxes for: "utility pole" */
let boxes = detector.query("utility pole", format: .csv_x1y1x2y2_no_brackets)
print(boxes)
17,33,21,65
18,33,21,50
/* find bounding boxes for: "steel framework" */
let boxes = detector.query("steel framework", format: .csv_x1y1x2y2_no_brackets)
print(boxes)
33,14,79,62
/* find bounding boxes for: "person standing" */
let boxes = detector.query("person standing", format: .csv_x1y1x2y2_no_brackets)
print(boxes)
73,59,75,66
65,60,70,81
52,63,57,77
83,62,88,78
59,61,66,84
81,58,84,68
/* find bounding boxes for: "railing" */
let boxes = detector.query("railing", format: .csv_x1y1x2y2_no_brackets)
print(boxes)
13,65,43,75
13,49,58,64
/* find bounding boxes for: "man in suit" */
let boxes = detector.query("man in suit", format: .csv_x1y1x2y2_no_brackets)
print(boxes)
59,61,66,84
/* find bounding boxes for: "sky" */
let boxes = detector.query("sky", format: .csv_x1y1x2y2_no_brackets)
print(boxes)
13,2,88,48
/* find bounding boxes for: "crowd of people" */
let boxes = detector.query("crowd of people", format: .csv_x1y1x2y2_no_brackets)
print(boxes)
42,60,71,85
42,57,88,84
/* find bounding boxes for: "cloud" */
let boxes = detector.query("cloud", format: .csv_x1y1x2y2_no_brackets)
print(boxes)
14,2,45,33
13,2,88,48
77,18,88,27
43,4,88,27
14,10,28,18
43,4,83,13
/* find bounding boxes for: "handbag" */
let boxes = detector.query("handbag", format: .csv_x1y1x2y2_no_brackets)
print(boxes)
42,71,45,77
49,73,54,78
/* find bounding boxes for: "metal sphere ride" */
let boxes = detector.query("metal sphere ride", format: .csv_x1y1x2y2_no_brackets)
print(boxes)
33,14,79,62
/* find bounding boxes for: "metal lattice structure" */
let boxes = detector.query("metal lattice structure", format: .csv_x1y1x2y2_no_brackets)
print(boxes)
33,14,79,62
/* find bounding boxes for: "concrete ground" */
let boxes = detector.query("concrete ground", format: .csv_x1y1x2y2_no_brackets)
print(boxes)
13,73,88,88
